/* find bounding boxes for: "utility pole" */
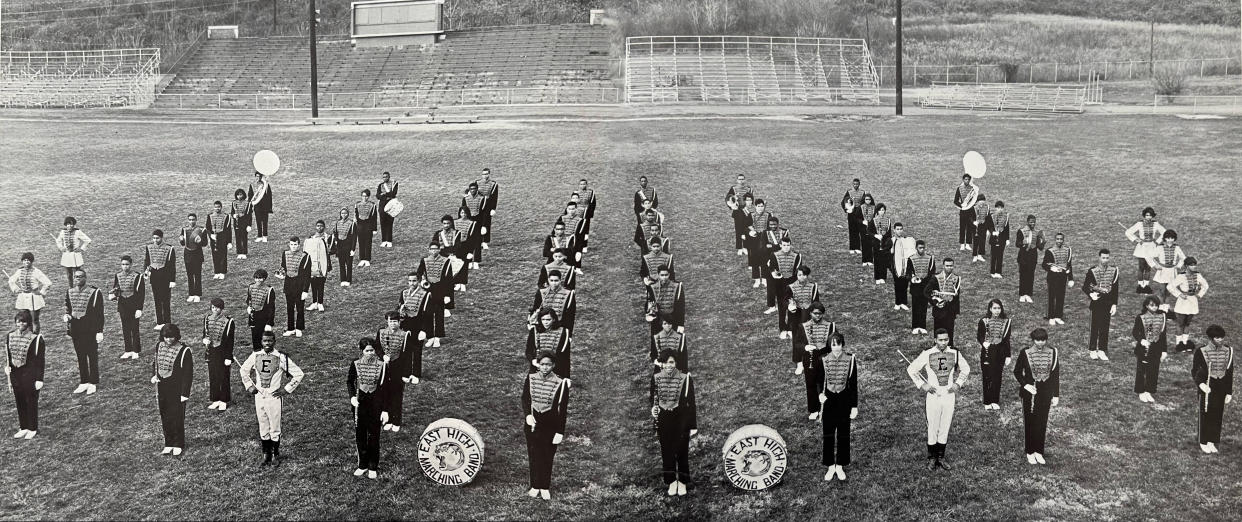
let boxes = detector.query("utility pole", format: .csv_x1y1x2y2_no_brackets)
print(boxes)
309,0,319,117
272,0,278,33
895,0,903,115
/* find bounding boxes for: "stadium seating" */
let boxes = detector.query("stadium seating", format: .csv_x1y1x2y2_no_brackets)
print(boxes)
1,49,160,108
155,24,615,109
918,82,1087,113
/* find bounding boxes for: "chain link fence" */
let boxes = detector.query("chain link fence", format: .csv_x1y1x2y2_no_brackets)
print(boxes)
874,56,1240,86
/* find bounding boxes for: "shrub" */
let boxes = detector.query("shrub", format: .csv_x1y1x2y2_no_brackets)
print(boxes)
1150,63,1187,97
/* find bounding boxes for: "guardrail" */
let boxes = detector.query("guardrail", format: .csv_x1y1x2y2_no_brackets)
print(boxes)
154,86,623,109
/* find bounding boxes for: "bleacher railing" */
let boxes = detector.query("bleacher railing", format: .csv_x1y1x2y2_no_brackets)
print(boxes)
156,86,622,110
624,35,881,104
918,81,1086,113
1,48,161,108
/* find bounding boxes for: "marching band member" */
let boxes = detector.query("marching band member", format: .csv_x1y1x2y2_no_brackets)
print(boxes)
794,303,835,418
201,298,235,411
474,168,499,249
724,173,753,211
8,253,52,333
461,182,487,254
634,176,658,217
907,329,970,470
179,213,208,303
231,189,253,259
640,222,668,258
348,337,391,479
277,237,311,337
539,249,577,290
1168,257,1209,352
55,217,91,283
890,223,916,311
142,230,177,331
557,202,589,261
240,331,305,466
925,258,962,347
786,266,820,326
6,310,44,440
952,173,979,252
398,273,438,347
1130,296,1169,403
970,194,990,263
644,266,683,338
245,269,276,351
639,239,673,285
1082,249,1119,361
377,311,419,432
817,332,858,481
1192,325,1233,454
110,255,145,358
531,270,577,336
332,208,356,287
151,324,193,456
650,349,697,497
354,189,377,267
63,269,104,395
1015,215,1045,303
635,206,664,252
868,203,894,284
543,222,581,270
1146,230,1184,304
984,200,1010,278
766,237,801,339
248,172,274,244
1124,207,1165,294
415,242,452,326
649,317,688,372
526,308,572,378
1013,327,1060,465
1041,233,1074,325
376,172,398,248
205,201,232,279
762,216,790,264
729,193,755,256
456,206,482,270
858,194,877,265
576,179,597,231
840,178,867,254
570,192,593,255
975,299,1012,410
906,241,937,335
523,350,570,500
745,200,772,287
305,221,332,312
434,216,466,311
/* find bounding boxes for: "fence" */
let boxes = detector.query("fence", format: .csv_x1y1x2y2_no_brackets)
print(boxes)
873,56,1240,86
1,48,161,108
1151,94,1242,115
154,86,623,109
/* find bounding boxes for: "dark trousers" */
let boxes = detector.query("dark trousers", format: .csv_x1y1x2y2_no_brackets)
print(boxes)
185,250,203,297
357,226,374,261
480,212,493,244
1018,255,1038,296
158,381,187,448
379,209,395,242
656,410,691,484
958,209,976,244
1046,275,1068,320
804,368,823,414
284,288,304,330
1198,384,1227,444
1134,355,1161,394
933,312,957,347
989,243,1007,275
248,315,270,351
234,224,249,255
821,395,852,466
776,298,794,334
355,394,383,469
910,282,929,329
10,368,39,431
207,349,232,403
861,232,875,263
336,253,353,283
255,212,270,238
847,215,862,251
525,410,559,489
71,333,99,384
972,228,988,257
980,351,1005,404
310,277,326,305
895,277,910,306
150,271,173,325
1022,392,1052,454
386,378,406,427
873,249,890,281
118,298,142,353
1088,307,1111,352
1136,257,1152,280
209,240,228,274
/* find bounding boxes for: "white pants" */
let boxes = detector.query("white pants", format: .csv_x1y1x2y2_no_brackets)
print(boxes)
255,395,283,441
926,392,956,444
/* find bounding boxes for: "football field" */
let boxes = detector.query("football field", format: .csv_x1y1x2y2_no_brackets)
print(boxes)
0,113,1240,520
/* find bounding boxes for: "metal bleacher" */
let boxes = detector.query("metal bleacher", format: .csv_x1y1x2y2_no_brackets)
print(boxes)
154,24,617,109
0,48,160,108
919,82,1087,113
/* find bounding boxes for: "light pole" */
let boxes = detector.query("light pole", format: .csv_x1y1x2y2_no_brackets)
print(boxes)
895,0,903,115
309,0,319,117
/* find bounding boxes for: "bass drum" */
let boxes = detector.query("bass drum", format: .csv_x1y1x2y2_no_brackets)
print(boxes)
384,199,405,217
721,424,788,491
417,418,485,486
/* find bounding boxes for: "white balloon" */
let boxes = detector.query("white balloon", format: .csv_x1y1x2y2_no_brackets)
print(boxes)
253,150,280,176
963,150,987,178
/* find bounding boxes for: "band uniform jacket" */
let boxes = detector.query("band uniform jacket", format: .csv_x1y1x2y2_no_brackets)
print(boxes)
64,285,105,337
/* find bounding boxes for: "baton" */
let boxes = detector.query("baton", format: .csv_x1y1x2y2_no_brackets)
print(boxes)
1204,361,1211,414
898,349,928,385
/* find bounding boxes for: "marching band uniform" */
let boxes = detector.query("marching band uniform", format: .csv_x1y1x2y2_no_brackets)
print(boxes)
376,325,419,429
1042,243,1074,322
762,224,789,262
840,186,867,253
1131,308,1168,398
577,183,597,224
416,251,452,322
730,200,753,252
557,212,589,261
332,216,356,285
111,266,145,355
6,326,45,437
984,207,1010,276
925,270,961,346
907,343,970,468
354,196,378,265
531,283,577,336
143,240,177,327
786,279,820,325
767,247,801,334
543,229,581,269
246,280,276,350
474,176,499,246
640,248,674,284
523,369,570,494
231,194,253,257
456,211,483,269
433,227,464,311
645,279,684,337
248,178,274,242
433,226,463,262
539,258,578,290
1014,342,1060,459
724,180,753,209
376,178,398,246
952,180,979,248
1082,262,1119,356
1147,241,1185,301
526,324,572,378
64,281,104,387
399,281,440,342
348,351,392,473
794,316,835,414
1192,340,1234,450
240,344,305,465
859,202,877,264
891,234,917,308
9,265,52,333
280,249,311,333
304,232,331,310
56,228,92,282
650,368,696,488
635,212,665,252
970,199,991,259
205,209,233,277
744,210,772,280
201,309,235,407
976,316,1012,406
1125,218,1165,292
180,223,208,301
1168,269,1209,350
461,189,488,252
906,252,937,332
819,349,858,473
635,183,658,217
1015,224,1045,299
649,328,688,372
152,337,193,451
572,204,594,254
868,213,893,282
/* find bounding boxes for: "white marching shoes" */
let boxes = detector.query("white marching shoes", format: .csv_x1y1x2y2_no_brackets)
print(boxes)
354,468,367,477
807,412,819,421
1027,454,1037,465
13,429,28,439
73,384,89,394
667,482,678,496
539,489,551,500
526,488,538,498
1033,453,1045,464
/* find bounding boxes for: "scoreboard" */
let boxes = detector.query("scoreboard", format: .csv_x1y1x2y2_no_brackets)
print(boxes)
351,0,445,47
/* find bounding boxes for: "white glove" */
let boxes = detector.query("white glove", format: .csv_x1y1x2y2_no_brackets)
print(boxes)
982,342,991,349
454,284,465,291
1024,384,1038,395
180,396,188,402
35,381,44,390
350,396,359,408
443,296,451,304
135,310,143,319
804,345,817,353
466,253,474,261
644,314,653,323
819,393,827,403
689,429,698,437
3,366,8,375
553,433,563,445
228,243,233,250
1051,397,1059,407
1067,281,1075,289
63,314,71,322
1141,340,1150,347
169,282,176,288
1199,383,1211,394
1110,305,1116,316
224,359,232,367
151,375,159,384
1006,240,1011,246
787,302,797,312
489,210,495,216
411,377,419,384
383,354,391,363
1226,395,1232,404
482,227,489,235
350,250,355,257
1160,352,1167,361
246,226,252,232
300,292,309,301
849,407,858,420
202,338,211,346
1089,292,1099,301
247,307,254,315
650,405,660,418
526,414,536,427
108,294,117,301
380,411,390,424
95,333,103,343
1004,357,1012,367
402,376,412,384
210,234,217,241
677,326,685,334
417,331,427,341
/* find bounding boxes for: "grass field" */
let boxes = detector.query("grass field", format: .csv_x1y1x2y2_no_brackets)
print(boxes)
1,113,1241,520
